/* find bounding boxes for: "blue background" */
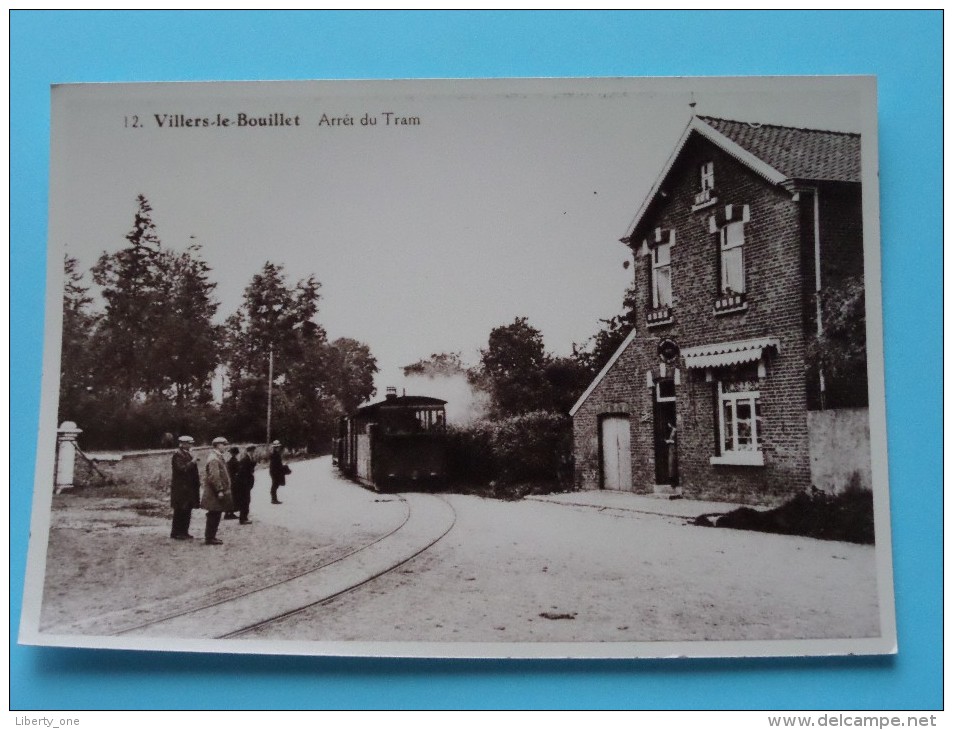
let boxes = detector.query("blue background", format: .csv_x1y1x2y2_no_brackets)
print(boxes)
10,11,942,710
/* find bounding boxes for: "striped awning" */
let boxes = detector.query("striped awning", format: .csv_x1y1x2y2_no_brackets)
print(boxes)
681,337,780,369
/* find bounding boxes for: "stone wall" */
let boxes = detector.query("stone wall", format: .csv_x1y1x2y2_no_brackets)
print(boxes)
75,445,273,491
79,447,216,491
807,407,872,493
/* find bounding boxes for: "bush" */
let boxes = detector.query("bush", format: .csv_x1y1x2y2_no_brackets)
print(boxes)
445,410,572,495
696,475,874,544
445,420,496,486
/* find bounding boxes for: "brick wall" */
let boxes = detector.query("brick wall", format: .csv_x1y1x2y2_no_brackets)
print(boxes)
574,134,819,505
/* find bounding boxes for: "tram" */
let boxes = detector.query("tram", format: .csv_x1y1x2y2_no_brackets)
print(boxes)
334,387,448,492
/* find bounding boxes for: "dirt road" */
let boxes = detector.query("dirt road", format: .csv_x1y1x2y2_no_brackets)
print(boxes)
40,455,881,647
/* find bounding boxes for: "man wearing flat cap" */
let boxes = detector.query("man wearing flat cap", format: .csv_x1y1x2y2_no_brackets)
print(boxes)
269,440,289,505
170,435,200,540
201,436,234,545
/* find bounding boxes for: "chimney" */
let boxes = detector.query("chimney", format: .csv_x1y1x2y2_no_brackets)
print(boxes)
385,386,398,400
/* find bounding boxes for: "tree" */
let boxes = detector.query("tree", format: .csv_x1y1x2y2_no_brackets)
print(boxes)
224,263,377,450
478,317,554,417
225,261,322,380
58,255,98,425
79,197,223,447
156,244,221,407
90,196,221,405
543,355,592,415
224,261,325,443
574,282,638,378
90,195,168,397
329,337,378,414
806,275,868,408
403,352,468,378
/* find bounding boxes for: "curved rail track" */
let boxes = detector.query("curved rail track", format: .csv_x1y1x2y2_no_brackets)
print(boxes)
219,493,456,639
106,492,456,640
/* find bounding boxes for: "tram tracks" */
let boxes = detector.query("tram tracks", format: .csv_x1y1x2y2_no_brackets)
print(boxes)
219,493,456,639
104,492,456,640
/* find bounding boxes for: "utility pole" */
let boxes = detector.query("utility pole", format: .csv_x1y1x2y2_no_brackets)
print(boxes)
266,344,274,444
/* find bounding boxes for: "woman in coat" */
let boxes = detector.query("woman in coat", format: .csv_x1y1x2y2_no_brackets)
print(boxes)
201,437,234,545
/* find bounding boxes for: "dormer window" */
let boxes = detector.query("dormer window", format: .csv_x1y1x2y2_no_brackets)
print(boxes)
692,161,717,210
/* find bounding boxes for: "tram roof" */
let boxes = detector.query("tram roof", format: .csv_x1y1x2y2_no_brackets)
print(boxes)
353,395,447,417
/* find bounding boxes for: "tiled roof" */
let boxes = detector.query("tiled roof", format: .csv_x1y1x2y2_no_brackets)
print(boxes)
697,116,861,183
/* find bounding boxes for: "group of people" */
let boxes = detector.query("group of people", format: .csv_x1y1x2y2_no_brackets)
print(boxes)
170,436,290,545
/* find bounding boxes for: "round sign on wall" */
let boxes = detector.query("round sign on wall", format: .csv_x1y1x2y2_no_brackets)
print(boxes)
657,338,680,364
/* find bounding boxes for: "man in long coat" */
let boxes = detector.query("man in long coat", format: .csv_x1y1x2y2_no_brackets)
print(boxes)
234,445,256,524
269,440,288,504
170,435,200,540
223,446,240,520
201,437,233,545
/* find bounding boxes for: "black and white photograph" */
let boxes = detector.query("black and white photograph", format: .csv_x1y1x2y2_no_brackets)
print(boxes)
20,76,894,659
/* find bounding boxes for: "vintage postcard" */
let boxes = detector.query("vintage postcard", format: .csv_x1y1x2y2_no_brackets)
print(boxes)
20,76,894,659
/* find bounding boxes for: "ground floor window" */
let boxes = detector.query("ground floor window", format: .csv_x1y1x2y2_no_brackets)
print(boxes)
712,368,765,466
719,385,761,452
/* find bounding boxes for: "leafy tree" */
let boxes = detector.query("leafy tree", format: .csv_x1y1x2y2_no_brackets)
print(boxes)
329,337,378,414
225,261,322,379
224,263,377,450
403,352,468,378
806,275,868,408
543,355,592,415
224,261,324,443
478,317,554,417
156,244,221,407
574,282,638,378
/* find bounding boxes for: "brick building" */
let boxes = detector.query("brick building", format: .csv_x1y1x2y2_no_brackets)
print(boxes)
570,116,869,505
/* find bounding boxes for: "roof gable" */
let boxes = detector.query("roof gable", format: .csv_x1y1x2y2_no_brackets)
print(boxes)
624,115,860,242
569,329,638,417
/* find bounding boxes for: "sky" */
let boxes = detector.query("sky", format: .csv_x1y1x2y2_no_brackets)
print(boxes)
50,77,869,401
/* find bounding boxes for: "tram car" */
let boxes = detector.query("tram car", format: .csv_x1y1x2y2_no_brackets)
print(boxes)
335,387,448,492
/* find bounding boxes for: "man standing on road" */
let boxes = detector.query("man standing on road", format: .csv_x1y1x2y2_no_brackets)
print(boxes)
234,445,256,524
223,446,240,521
202,436,234,545
269,440,289,504
170,435,200,540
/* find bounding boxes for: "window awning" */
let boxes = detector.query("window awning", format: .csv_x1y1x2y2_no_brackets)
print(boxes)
681,337,780,369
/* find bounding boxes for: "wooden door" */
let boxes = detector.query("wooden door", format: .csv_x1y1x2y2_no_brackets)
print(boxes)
601,415,632,491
